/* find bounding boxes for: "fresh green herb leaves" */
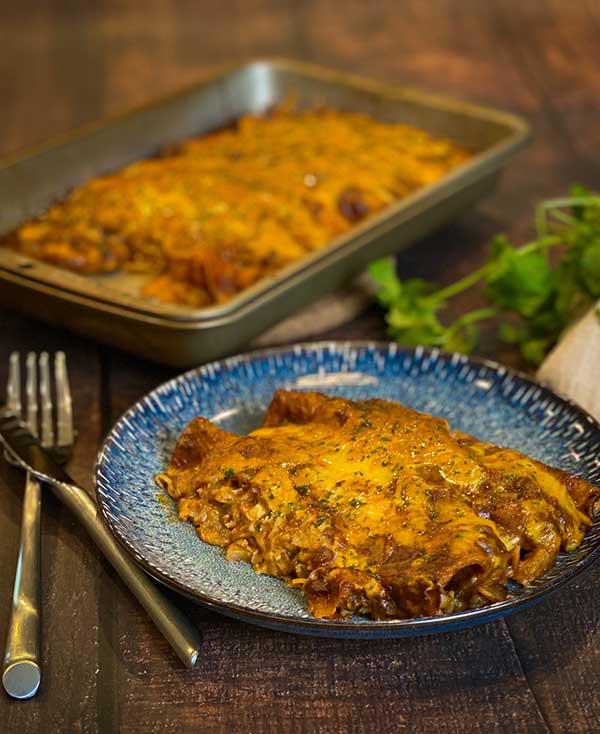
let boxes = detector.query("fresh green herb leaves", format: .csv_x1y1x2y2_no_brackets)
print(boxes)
370,186,600,364
484,234,557,317
368,259,495,353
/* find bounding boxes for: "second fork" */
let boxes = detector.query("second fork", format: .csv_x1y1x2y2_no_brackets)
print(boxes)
2,351,73,699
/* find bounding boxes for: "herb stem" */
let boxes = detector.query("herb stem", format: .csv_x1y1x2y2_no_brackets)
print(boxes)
517,235,562,255
433,265,489,301
546,210,575,227
433,236,560,303
539,196,600,210
450,307,498,327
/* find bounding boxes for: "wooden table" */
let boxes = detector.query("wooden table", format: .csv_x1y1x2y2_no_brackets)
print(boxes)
1,2,600,732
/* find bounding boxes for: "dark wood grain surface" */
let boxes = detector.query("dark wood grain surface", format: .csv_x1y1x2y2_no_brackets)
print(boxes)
1,2,600,732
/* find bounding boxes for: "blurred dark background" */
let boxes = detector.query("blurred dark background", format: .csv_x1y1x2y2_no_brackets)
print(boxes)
2,1,598,200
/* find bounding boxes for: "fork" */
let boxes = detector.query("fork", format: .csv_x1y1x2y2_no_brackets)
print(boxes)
2,351,73,699
0,353,202,673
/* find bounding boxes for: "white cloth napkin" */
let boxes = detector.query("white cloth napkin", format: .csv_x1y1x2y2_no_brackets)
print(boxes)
537,303,600,421
252,274,373,346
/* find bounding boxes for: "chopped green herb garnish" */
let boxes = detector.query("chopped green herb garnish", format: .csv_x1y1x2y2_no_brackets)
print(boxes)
369,185,600,364
296,484,310,495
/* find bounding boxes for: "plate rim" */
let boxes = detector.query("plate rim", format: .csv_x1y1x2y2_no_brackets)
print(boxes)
94,341,600,635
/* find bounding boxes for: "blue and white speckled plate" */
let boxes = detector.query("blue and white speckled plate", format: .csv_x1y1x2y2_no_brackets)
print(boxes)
94,342,600,637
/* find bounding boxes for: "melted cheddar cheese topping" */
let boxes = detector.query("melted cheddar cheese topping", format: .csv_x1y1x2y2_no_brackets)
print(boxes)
157,390,599,619
4,108,468,307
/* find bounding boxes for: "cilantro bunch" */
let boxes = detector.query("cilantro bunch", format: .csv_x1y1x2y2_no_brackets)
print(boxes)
369,186,600,364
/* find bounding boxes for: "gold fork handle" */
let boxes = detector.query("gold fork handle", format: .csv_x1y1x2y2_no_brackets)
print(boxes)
48,479,201,668
2,473,42,699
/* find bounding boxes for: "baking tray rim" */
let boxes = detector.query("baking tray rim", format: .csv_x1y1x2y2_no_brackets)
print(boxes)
0,56,532,324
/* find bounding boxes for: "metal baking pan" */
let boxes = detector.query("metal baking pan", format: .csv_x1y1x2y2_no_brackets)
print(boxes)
0,58,530,366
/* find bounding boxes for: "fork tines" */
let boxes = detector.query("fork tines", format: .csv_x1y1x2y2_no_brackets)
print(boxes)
7,352,74,449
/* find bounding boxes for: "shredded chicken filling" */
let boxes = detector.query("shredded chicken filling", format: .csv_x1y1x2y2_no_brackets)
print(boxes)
157,390,599,619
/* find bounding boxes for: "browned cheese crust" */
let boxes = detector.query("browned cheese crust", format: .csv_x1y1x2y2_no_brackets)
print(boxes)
157,390,599,619
3,109,467,306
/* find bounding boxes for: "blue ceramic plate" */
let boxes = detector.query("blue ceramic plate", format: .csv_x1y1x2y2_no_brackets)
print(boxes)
95,342,600,637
